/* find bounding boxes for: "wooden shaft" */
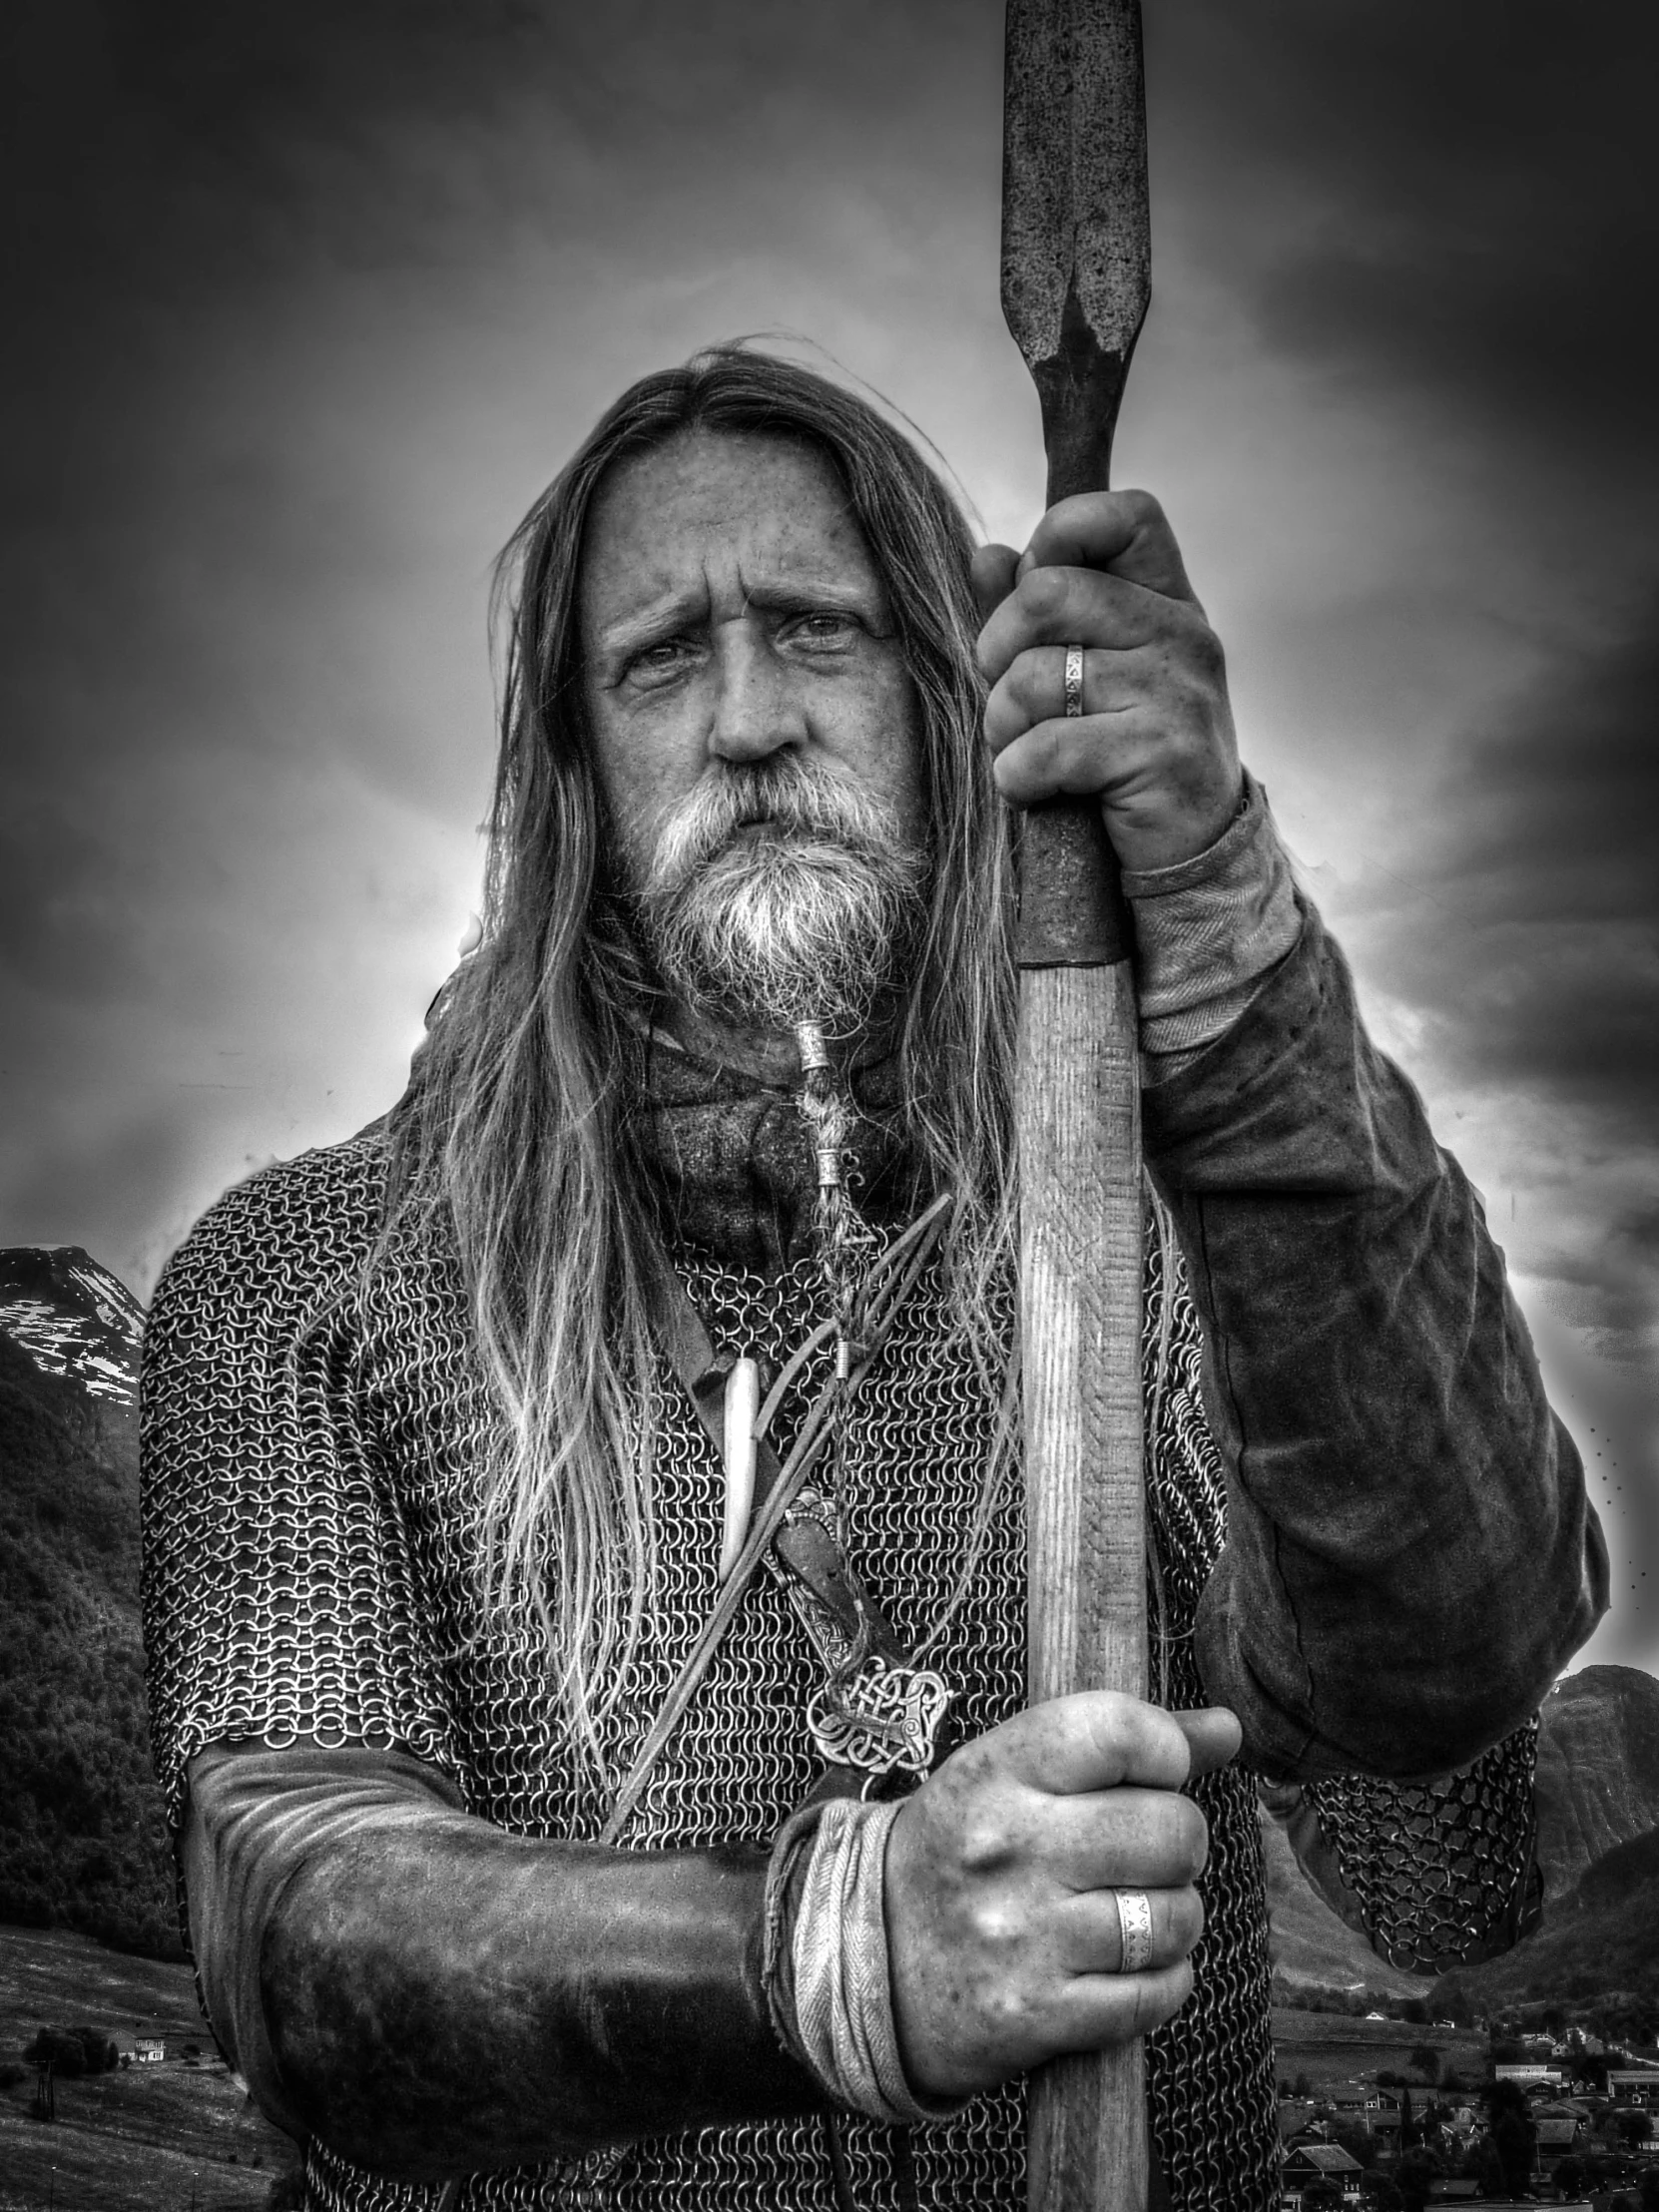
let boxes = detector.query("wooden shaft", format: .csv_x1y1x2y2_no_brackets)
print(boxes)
1019,290,1148,2212
1019,960,1146,2211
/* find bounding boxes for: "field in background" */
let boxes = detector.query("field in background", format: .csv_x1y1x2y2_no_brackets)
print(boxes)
1271,2005,1490,2093
0,1925,296,2211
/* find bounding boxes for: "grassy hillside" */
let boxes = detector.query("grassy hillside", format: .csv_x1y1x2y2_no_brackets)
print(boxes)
0,1924,297,2209
1259,1804,1433,2001
1271,2005,1488,2093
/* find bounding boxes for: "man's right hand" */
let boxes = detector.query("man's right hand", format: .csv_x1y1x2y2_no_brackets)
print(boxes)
883,1693,1240,2099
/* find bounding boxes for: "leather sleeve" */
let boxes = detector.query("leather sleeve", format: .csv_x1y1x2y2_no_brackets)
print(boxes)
1143,899,1608,1782
184,1740,824,2184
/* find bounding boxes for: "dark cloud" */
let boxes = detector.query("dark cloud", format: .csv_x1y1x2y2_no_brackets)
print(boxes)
1526,1204,1659,1374
0,806,157,1004
1432,625,1659,929
0,1094,201,1295
0,0,988,316
1347,607,1659,1368
1363,607,1659,1123
1152,0,1659,468
2,1,555,301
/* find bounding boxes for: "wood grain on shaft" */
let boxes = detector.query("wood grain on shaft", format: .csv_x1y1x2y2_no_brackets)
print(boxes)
1017,959,1146,2210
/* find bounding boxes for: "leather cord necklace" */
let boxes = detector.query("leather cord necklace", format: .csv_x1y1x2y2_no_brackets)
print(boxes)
610,1200,956,2212
599,1192,955,1848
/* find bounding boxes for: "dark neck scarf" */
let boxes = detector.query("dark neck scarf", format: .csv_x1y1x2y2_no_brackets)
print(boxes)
629,1024,927,1275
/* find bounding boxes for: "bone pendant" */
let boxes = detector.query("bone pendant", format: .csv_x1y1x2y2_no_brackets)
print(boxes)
719,1357,761,1583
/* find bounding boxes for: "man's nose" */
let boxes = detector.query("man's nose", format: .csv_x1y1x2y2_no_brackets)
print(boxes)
707,625,806,765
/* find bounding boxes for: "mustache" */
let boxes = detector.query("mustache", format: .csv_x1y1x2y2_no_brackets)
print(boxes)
641,757,919,896
630,755,928,1031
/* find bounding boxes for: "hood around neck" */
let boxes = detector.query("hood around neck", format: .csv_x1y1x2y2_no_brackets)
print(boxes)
630,1019,925,1274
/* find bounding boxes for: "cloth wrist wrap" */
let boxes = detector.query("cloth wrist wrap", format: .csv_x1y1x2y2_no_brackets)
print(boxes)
1123,771,1301,1077
764,1798,962,2126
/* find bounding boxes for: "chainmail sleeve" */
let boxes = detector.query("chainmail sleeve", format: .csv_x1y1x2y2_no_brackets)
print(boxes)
1290,1730,1542,1974
141,1129,459,1831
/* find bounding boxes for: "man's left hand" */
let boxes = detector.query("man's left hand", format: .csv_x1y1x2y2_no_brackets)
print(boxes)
973,491,1242,873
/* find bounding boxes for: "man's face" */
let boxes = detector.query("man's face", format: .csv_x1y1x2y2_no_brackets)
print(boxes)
579,429,927,1030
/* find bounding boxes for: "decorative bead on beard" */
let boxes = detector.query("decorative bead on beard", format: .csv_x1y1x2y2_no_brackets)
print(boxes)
633,759,928,1036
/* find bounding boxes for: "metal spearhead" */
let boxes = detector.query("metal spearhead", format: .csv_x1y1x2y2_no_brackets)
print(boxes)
1002,0,1150,504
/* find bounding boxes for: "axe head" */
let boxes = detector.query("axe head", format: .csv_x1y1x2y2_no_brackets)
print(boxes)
1001,0,1151,501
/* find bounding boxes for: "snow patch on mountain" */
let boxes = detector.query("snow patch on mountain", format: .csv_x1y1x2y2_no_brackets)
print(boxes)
0,1249,144,1406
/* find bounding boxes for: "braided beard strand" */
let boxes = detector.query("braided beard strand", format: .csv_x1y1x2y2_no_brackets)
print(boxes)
794,1036,881,1373
635,759,923,1445
634,760,927,1036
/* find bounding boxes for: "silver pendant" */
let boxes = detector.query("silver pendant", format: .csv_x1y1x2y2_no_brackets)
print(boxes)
807,1654,952,1779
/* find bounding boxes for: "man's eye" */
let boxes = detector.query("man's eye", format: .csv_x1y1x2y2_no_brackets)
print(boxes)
629,640,694,682
791,612,858,648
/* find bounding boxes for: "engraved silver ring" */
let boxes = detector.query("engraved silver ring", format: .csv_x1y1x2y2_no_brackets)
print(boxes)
1062,644,1086,718
1114,1887,1155,1974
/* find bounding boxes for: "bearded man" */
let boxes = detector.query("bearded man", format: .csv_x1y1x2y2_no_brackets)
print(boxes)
141,348,1606,2212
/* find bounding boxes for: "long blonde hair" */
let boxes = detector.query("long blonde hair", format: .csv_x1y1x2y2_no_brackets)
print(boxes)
389,346,1018,1765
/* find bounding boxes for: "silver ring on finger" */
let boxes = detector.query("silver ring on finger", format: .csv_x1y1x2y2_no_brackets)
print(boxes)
1114,1887,1155,1974
1062,644,1086,718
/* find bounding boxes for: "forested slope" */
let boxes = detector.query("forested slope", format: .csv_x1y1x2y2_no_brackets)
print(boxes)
0,1252,180,1958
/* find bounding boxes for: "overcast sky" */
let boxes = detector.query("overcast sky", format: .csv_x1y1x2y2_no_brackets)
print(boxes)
2,0,1654,1673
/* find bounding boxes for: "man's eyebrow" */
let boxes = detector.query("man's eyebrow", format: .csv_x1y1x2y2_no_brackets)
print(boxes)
591,591,709,661
742,579,893,630
594,578,887,662
744,577,873,608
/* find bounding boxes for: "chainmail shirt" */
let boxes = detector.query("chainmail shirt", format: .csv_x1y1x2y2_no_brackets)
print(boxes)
142,1126,1538,2212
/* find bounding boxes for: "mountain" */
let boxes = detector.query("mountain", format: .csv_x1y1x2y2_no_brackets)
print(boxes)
1263,1665,1659,2014
1438,1676,1659,2015
1533,1665,1659,1896
1578,1821,1659,1909
0,1248,181,1958
0,1247,144,1429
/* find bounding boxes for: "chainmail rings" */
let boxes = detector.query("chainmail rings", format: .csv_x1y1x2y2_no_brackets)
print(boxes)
142,1129,1536,2212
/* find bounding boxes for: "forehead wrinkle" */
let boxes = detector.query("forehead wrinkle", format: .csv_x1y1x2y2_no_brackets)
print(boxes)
582,436,891,669
733,524,891,622
590,575,714,659
596,561,883,661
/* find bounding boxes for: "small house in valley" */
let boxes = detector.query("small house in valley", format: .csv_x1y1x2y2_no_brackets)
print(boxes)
1281,2141,1363,2206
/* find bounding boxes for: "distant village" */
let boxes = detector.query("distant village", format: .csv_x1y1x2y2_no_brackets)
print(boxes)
1276,2026,1659,2211
14,2012,1659,2211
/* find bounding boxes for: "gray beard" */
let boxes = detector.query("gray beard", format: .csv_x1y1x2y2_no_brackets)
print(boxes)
631,759,927,1035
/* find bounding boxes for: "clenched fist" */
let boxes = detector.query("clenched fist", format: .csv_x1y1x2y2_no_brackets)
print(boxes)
973,491,1243,874
884,1693,1241,2099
